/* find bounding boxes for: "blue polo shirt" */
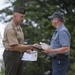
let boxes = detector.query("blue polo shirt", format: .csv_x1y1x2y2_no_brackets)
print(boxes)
49,24,71,57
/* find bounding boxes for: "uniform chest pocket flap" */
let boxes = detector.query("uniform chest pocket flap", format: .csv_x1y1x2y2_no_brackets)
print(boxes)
16,31,23,40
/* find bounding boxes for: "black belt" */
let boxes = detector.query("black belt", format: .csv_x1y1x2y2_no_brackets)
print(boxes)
52,54,68,60
4,49,21,54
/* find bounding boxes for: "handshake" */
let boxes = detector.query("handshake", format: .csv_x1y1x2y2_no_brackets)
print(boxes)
22,42,49,61
32,42,50,51
25,42,52,54
22,42,52,61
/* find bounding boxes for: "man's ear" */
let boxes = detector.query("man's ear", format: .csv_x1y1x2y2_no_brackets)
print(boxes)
13,12,18,17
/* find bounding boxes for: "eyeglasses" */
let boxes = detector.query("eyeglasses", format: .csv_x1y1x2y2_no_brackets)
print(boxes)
51,18,57,21
51,18,54,21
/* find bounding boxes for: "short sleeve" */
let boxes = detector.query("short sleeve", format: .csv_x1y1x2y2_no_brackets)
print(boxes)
6,29,18,46
59,30,70,46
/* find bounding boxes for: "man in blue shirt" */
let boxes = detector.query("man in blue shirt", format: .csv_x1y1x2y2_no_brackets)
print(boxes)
42,12,71,75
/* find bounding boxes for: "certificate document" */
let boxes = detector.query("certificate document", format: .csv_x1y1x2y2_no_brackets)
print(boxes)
21,51,38,61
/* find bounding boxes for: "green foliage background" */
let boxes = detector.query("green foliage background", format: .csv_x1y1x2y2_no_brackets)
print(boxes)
0,0,75,75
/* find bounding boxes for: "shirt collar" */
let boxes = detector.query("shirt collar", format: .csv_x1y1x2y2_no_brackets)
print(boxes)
55,24,64,32
10,20,20,30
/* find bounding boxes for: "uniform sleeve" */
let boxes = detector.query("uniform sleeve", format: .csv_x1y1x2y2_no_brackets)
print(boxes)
6,29,18,46
59,30,70,46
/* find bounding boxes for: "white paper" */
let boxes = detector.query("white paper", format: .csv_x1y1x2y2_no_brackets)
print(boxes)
40,42,48,49
21,51,38,61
